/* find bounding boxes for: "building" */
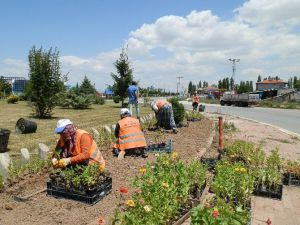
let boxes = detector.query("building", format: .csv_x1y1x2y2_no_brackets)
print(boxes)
256,80,288,91
2,76,27,94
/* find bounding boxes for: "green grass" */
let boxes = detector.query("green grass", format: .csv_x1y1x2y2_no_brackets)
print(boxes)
0,99,152,154
257,100,300,109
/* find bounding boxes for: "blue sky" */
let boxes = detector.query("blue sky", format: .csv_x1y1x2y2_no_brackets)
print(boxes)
1,0,300,91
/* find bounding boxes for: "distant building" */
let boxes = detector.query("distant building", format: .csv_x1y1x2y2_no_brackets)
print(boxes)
256,80,288,91
2,76,27,94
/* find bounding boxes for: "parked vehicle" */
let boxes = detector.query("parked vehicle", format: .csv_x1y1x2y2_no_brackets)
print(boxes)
220,92,260,107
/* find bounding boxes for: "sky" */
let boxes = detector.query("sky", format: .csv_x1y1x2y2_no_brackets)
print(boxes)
0,0,300,92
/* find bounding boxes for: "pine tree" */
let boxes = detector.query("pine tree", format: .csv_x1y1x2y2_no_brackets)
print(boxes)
80,75,96,95
257,75,262,82
111,46,133,106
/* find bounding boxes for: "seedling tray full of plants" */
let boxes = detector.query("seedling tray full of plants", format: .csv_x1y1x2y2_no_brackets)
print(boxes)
47,164,112,205
145,139,173,153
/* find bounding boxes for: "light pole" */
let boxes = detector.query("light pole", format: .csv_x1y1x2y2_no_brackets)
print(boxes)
176,76,183,95
228,58,240,91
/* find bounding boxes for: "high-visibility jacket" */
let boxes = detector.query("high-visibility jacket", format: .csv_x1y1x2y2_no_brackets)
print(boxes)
114,117,146,151
156,100,168,111
193,95,199,103
57,129,105,170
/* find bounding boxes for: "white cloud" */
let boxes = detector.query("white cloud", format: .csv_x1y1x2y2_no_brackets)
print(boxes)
1,0,300,91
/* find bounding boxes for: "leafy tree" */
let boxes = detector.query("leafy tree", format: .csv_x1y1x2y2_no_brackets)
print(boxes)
294,80,300,90
294,76,298,88
0,76,12,96
111,46,133,106
80,75,96,95
230,77,234,90
28,46,64,118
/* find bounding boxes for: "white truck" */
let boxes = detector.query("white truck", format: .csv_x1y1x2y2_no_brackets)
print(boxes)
220,92,260,107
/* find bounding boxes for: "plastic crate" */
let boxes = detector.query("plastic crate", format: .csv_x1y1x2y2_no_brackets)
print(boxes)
253,184,283,200
200,157,218,171
284,172,300,186
145,139,173,153
47,177,112,205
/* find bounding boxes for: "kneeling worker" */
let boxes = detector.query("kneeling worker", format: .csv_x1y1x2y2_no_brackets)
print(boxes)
113,108,147,158
150,100,178,133
52,119,105,171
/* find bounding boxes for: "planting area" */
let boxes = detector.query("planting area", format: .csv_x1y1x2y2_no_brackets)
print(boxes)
0,106,214,225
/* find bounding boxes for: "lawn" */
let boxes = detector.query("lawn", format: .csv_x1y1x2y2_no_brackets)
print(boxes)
0,99,152,154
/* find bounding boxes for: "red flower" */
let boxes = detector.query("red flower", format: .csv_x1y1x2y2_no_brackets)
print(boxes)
119,186,129,194
212,209,220,218
266,218,272,225
98,217,105,225
134,188,142,194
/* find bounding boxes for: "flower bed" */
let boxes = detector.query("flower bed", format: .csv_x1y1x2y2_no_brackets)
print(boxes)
112,153,208,225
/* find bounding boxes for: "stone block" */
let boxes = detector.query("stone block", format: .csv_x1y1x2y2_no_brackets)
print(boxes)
0,153,11,180
38,143,50,160
20,148,30,165
104,125,111,134
91,128,100,141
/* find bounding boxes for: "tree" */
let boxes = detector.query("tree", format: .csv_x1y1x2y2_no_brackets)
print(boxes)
230,77,234,90
294,76,298,88
28,46,64,118
0,76,12,96
294,80,300,90
111,46,133,106
80,75,96,95
257,75,262,82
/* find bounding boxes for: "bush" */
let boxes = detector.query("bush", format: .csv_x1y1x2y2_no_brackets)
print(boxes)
7,94,19,104
168,97,185,124
0,173,4,192
113,95,120,103
71,94,93,109
94,96,105,105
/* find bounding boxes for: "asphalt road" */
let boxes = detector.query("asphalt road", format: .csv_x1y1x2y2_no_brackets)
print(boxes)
182,101,300,136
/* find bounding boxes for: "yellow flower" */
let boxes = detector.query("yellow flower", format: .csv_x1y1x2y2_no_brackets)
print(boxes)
162,182,169,188
139,167,146,174
154,153,160,157
126,199,136,207
234,167,240,172
239,167,247,173
247,157,251,161
171,152,178,160
229,154,235,158
144,205,152,212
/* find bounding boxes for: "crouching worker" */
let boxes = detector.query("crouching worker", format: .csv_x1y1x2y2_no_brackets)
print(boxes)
150,100,178,133
52,119,105,171
113,108,147,158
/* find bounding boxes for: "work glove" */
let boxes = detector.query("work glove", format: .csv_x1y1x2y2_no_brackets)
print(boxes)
52,158,59,168
57,158,71,168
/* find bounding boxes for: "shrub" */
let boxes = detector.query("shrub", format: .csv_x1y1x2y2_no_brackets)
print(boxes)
113,95,120,103
0,173,4,191
71,94,93,109
94,96,105,105
7,94,19,104
168,97,185,124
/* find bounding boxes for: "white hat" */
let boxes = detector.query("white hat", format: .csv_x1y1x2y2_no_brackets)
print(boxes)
55,119,72,134
120,108,130,116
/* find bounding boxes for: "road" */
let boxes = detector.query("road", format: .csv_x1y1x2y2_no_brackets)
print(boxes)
181,101,300,136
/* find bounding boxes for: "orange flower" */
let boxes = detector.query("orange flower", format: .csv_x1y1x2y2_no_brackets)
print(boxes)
119,186,129,194
212,208,220,218
98,217,105,225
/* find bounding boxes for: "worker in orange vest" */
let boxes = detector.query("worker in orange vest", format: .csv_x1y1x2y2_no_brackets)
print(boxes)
113,108,147,158
52,119,105,171
192,92,199,111
151,100,178,133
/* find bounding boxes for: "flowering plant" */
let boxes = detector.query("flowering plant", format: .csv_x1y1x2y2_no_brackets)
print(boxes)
190,197,250,225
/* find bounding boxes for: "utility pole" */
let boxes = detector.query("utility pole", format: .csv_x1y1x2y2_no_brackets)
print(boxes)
176,76,183,95
228,58,240,91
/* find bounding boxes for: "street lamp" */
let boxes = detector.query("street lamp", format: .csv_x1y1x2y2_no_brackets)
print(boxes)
228,58,240,91
176,76,183,95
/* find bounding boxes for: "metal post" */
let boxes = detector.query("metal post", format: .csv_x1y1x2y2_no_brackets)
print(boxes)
218,116,224,151
176,76,183,95
228,58,240,91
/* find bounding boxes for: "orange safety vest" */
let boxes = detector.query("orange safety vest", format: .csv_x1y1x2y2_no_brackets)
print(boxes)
57,129,105,170
193,95,199,103
114,117,146,151
156,100,168,110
